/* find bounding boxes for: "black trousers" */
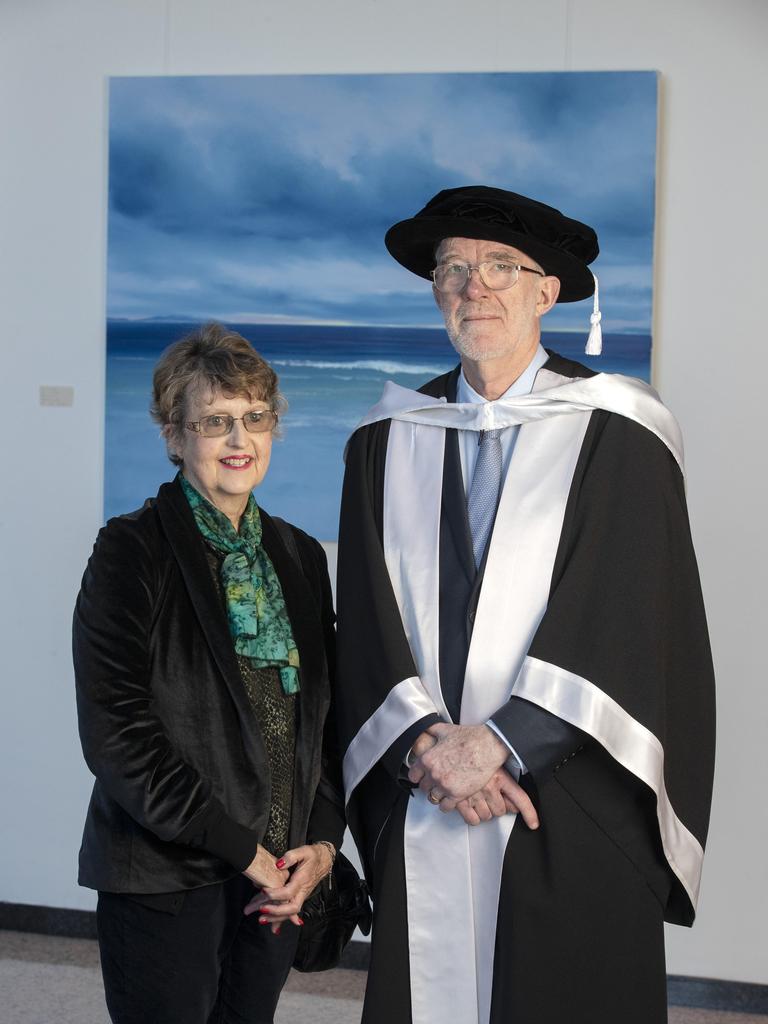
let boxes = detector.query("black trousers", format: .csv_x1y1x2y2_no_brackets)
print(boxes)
97,875,299,1024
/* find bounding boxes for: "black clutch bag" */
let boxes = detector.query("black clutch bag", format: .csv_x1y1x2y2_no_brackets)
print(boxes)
293,851,372,973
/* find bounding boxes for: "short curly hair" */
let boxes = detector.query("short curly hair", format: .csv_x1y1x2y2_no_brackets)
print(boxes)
151,322,286,466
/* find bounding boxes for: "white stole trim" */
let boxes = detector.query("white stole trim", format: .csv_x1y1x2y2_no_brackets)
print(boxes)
341,676,439,802
460,408,592,723
514,656,704,910
403,795,517,1024
383,420,449,719
341,421,446,803
384,405,592,1024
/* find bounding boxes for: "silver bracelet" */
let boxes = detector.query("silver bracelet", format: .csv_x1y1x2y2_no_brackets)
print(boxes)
314,840,337,889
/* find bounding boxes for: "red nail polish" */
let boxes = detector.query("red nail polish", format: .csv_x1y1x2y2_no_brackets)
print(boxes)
297,917,304,926
259,917,269,924
276,858,285,868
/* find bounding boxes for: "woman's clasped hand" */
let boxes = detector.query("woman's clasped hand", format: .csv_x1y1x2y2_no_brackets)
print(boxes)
243,841,336,932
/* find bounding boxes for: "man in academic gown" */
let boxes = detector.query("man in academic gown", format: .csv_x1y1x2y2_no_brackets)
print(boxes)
335,186,715,1024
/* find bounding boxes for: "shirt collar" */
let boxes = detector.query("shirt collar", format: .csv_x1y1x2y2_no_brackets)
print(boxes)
458,344,549,405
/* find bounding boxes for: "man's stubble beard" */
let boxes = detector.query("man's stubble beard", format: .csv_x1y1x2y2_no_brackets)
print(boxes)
444,323,522,363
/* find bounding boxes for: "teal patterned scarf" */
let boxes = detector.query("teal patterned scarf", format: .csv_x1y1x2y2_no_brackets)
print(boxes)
179,474,300,695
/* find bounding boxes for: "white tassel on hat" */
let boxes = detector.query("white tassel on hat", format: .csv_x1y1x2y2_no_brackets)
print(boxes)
585,272,602,356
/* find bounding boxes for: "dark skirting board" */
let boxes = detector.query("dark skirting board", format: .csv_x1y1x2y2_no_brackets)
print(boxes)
1,902,766,1013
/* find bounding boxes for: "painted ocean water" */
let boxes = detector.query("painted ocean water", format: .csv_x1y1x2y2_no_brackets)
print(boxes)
105,322,651,540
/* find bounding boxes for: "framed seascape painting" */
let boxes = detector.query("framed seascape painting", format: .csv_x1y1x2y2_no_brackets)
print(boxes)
105,71,658,539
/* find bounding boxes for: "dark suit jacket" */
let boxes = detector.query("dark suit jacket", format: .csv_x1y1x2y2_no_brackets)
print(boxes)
74,477,344,894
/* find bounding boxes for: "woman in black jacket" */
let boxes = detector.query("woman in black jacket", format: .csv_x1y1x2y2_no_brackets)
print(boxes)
74,323,344,1024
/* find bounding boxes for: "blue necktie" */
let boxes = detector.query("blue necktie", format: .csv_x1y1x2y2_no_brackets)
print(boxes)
467,428,503,567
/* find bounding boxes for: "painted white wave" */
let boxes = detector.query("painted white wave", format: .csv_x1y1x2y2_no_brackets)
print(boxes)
272,358,448,375
279,416,361,430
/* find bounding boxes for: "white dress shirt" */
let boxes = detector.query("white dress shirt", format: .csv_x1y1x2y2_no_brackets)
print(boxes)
456,343,550,495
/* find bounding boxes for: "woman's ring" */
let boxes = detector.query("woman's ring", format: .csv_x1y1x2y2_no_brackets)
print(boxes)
428,788,441,805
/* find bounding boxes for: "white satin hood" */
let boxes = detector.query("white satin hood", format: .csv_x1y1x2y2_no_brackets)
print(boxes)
351,371,684,473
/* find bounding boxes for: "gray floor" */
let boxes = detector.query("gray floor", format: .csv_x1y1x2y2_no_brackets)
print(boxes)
1,930,765,1024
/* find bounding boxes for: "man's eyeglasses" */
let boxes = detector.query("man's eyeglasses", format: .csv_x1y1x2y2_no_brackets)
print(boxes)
185,411,278,437
431,260,544,294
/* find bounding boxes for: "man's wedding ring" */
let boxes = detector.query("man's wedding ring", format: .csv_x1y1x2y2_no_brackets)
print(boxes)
428,788,441,805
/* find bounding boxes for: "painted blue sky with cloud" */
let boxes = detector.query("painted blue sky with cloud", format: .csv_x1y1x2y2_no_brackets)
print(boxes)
108,71,657,333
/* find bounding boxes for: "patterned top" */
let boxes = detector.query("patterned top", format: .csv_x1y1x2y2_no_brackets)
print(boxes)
204,544,297,856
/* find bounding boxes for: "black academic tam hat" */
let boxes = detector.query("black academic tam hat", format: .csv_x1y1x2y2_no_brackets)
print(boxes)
384,185,599,303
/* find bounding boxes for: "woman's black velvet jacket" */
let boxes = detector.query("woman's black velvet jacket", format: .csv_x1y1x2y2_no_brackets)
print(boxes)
73,478,345,894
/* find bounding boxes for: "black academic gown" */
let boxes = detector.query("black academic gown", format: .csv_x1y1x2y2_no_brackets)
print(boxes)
335,352,715,1024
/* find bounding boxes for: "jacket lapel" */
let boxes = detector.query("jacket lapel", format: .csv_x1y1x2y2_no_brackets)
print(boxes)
155,480,267,763
260,510,329,847
442,428,476,586
260,511,325,695
431,368,475,584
